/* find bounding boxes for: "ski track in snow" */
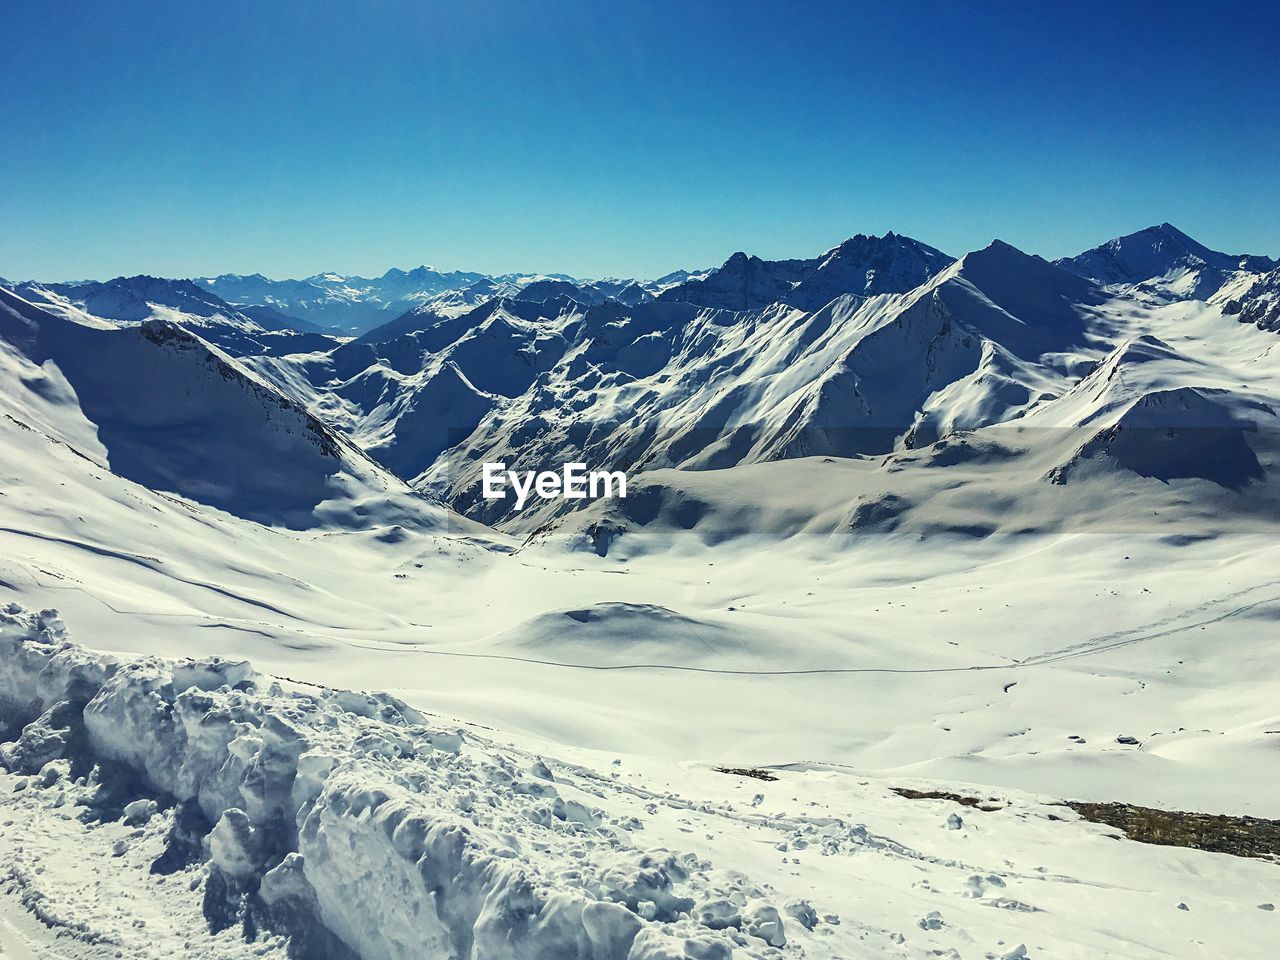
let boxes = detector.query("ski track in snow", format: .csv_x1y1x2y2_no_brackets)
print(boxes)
240,578,1280,677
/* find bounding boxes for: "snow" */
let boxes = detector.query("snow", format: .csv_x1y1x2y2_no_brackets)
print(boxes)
2,224,1279,958
0,604,790,958
0,286,462,530
1221,265,1280,333
4,602,1279,960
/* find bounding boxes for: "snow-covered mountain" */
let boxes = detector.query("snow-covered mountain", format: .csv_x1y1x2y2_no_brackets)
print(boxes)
4,224,1280,960
1056,222,1278,300
28,275,246,322
1220,264,1280,333
649,267,712,291
659,232,954,310
0,286,454,529
196,266,489,334
512,278,605,304
194,265,700,335
10,275,337,357
232,229,1280,540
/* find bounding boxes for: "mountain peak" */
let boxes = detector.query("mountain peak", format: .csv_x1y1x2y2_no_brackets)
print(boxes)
967,237,1092,278
970,238,1035,261
1057,224,1277,298
1136,222,1208,256
953,239,1089,294
1151,221,1193,239
926,239,1100,357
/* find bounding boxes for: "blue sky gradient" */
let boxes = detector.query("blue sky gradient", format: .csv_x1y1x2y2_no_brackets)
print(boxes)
4,0,1278,280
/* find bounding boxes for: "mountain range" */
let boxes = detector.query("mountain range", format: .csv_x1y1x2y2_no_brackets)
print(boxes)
5,223,1278,538
12,275,338,356
189,266,708,334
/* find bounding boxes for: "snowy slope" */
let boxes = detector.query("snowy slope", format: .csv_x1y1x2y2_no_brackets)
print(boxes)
7,607,1276,960
6,240,1279,818
0,287,455,530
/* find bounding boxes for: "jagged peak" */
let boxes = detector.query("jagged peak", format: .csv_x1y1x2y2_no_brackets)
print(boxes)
825,230,945,252
103,274,211,291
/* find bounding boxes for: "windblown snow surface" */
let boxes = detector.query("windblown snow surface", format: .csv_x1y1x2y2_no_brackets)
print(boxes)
2,227,1279,959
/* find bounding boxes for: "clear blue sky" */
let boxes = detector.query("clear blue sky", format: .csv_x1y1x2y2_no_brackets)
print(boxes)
4,0,1278,281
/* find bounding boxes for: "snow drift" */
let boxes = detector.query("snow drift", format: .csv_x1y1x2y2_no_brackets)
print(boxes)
0,601,788,960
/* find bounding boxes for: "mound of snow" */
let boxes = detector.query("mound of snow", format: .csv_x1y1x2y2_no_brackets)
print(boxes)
475,602,743,667
1050,386,1276,489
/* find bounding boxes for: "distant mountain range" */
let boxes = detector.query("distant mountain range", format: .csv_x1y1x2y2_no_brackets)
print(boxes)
11,224,1278,341
197,266,489,333
188,266,709,334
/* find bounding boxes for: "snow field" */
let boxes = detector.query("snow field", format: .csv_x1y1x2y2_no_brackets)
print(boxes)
4,602,1279,959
